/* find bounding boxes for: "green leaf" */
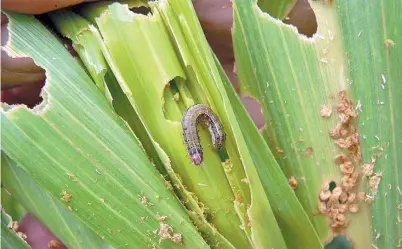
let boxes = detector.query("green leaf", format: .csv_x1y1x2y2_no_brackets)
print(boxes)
215,55,322,249
1,211,30,249
49,1,321,248
50,5,240,248
78,2,253,248
1,153,112,249
336,0,402,248
48,9,168,176
233,0,401,247
1,188,25,221
157,1,320,247
1,11,207,249
233,0,342,240
155,1,290,247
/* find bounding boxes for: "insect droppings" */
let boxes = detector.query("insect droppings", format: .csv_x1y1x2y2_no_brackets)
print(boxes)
182,104,225,165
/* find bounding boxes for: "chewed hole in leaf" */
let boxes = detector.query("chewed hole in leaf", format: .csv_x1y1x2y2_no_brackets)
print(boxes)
240,95,266,130
1,15,46,109
162,77,187,122
130,6,152,16
283,0,317,37
257,0,318,37
1,82,45,109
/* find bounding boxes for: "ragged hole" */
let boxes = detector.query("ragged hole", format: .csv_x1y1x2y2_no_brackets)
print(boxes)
130,6,152,16
1,14,45,109
240,95,266,130
1,82,45,109
258,0,318,37
162,77,187,122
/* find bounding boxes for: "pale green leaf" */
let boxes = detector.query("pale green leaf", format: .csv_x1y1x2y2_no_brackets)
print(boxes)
215,55,322,249
1,11,207,249
337,0,402,247
233,0,401,248
82,3,253,248
1,188,25,221
50,8,238,248
48,9,168,175
1,153,112,249
159,0,321,247
56,0,321,247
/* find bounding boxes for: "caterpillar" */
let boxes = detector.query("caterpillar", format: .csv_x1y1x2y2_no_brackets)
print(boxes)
181,104,225,165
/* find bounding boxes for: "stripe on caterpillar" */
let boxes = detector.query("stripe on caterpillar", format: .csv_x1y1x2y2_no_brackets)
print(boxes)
181,104,225,165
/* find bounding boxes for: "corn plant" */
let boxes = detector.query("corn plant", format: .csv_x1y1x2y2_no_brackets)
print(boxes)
1,0,400,248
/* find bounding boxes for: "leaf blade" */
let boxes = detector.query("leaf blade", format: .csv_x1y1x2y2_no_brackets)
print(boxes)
1,11,207,249
233,0,401,247
1,153,112,249
336,0,402,247
1,211,31,249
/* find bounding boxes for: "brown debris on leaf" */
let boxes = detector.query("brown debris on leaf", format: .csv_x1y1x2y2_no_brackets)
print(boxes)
336,91,357,117
320,104,332,118
335,132,359,150
320,89,385,230
339,161,354,175
302,147,314,156
61,190,72,203
5,215,28,242
336,92,382,202
329,94,361,161
288,176,298,189
317,180,359,230
156,213,168,221
369,173,382,197
330,91,361,163
319,183,331,201
341,172,359,192
17,231,28,240
384,39,395,47
318,90,364,231
157,215,183,244
171,233,183,244
8,220,19,231
361,157,382,203
334,153,348,164
139,195,154,207
48,239,61,248
159,223,174,240
330,91,361,162
362,163,374,177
